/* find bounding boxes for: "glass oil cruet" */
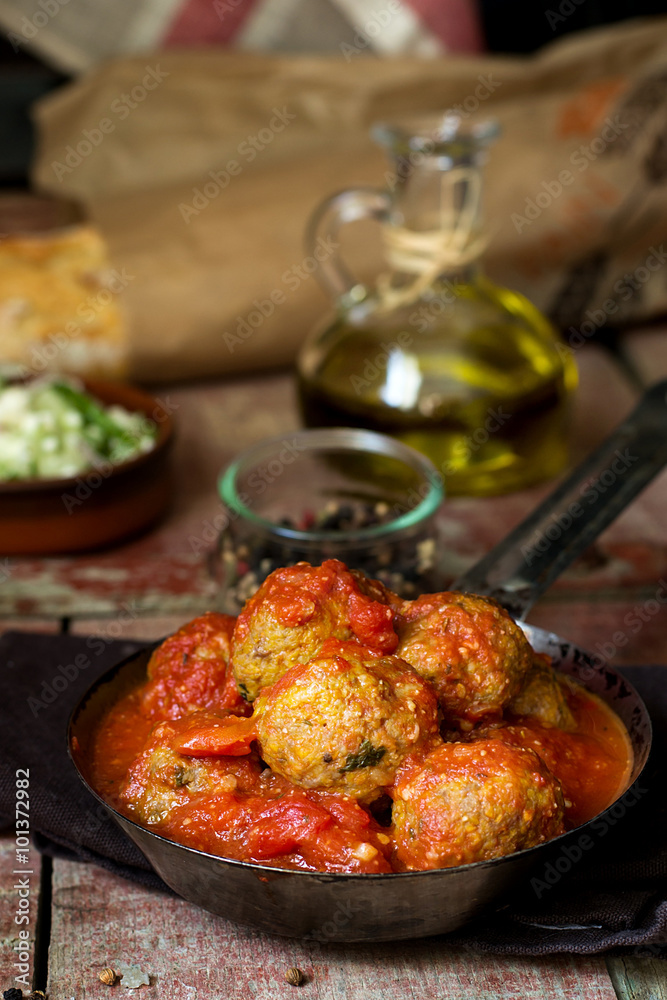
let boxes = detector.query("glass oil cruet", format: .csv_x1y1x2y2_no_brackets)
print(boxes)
296,114,578,497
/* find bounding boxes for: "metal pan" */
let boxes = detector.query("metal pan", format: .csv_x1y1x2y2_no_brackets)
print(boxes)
69,380,667,942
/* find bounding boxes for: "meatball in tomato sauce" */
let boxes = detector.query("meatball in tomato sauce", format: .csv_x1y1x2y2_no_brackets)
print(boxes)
232,559,398,702
120,711,263,827
255,638,440,801
141,612,245,721
392,739,564,870
118,711,393,874
507,652,575,730
395,592,532,725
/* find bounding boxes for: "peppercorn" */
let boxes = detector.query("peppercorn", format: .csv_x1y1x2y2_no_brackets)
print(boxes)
218,497,438,613
284,967,305,987
3,989,24,1000
98,968,118,986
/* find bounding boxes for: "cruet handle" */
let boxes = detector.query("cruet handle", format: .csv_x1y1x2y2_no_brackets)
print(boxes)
306,188,392,301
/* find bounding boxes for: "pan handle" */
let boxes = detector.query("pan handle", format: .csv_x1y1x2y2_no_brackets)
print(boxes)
451,378,667,619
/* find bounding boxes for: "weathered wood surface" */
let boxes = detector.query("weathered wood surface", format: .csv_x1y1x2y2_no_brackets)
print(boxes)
606,954,667,1000
3,343,667,619
0,835,37,994
0,373,299,619
0,620,60,637
70,614,189,643
48,858,620,1000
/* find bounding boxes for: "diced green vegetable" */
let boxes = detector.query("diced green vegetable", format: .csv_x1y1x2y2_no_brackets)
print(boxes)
0,377,158,481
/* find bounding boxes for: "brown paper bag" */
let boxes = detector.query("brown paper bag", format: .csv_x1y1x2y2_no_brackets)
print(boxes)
28,17,667,382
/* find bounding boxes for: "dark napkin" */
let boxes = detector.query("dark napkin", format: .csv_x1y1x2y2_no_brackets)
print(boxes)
1,630,665,955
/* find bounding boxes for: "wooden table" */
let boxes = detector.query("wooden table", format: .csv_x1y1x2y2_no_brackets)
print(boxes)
2,334,667,999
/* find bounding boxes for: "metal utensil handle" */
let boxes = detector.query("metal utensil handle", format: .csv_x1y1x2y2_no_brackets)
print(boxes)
452,379,667,619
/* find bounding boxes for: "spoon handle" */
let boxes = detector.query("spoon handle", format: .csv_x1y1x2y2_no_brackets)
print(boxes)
452,379,667,619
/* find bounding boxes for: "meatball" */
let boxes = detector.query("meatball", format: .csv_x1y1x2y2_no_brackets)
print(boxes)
140,612,246,721
232,559,399,701
120,712,262,827
394,592,532,725
476,716,630,828
392,739,565,870
120,712,393,873
254,638,440,801
508,652,575,730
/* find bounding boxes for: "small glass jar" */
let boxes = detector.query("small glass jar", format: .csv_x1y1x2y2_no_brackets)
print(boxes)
212,427,444,614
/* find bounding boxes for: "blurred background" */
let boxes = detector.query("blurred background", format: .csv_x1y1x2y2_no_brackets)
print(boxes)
1,0,666,186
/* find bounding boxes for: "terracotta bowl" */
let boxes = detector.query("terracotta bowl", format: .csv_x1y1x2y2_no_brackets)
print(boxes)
0,379,174,555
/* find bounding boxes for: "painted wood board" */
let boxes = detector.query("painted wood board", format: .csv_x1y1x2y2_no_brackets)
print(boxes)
46,857,623,1000
69,592,667,670
70,614,193,643
3,344,667,620
606,953,667,1000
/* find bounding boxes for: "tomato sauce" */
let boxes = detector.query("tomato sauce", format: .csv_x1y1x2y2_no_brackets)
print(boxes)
91,669,632,871
92,694,393,873
500,679,633,829
88,589,633,874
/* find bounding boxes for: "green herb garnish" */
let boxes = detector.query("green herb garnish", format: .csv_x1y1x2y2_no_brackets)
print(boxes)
173,765,188,787
51,380,141,457
340,739,386,772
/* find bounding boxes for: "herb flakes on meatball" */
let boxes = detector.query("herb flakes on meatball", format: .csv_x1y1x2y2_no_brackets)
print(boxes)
254,637,440,801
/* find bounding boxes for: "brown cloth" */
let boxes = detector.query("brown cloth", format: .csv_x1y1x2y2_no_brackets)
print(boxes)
27,17,667,382
0,630,665,954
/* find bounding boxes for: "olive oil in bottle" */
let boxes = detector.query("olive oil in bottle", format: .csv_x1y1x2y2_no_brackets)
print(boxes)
296,116,577,496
